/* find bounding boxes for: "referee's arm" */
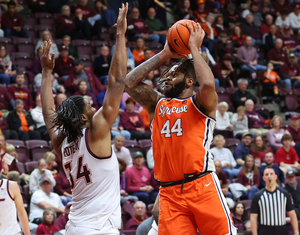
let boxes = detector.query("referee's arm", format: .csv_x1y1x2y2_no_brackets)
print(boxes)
287,210,299,234
250,213,258,235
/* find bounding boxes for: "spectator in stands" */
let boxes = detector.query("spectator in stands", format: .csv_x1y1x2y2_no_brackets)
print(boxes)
215,101,233,131
111,118,131,141
132,37,155,64
214,15,229,36
74,7,92,40
285,170,300,219
53,45,74,80
273,0,292,15
242,15,262,45
7,99,40,141
36,208,60,234
0,85,14,114
231,78,257,109
175,0,192,20
44,152,57,176
242,3,263,26
56,93,66,108
231,26,245,49
96,77,107,107
5,143,21,183
74,80,98,109
0,44,16,86
125,151,153,205
1,113,17,140
121,93,143,113
267,38,287,72
201,14,217,52
285,114,300,146
211,135,239,179
0,134,9,178
111,40,135,69
237,155,260,200
46,0,68,14
278,53,298,88
267,115,284,152
92,0,116,32
231,106,250,139
29,176,64,225
213,53,236,88
234,132,252,167
276,134,300,175
60,35,78,60
258,151,284,188
127,8,159,43
275,10,291,34
1,1,28,38
193,0,208,24
29,159,56,195
287,4,300,33
145,7,166,45
261,0,275,18
146,147,154,170
54,201,71,231
112,134,132,168
223,3,241,30
281,26,297,53
31,95,50,141
35,73,64,97
35,30,59,59
237,36,266,79
136,48,156,67
214,160,232,198
75,0,93,19
7,73,34,111
125,201,147,230
118,158,138,205
232,202,248,232
120,97,151,141
250,135,273,166
93,45,112,79
260,14,274,35
64,59,103,96
54,165,72,206
263,24,279,53
245,99,269,137
28,0,46,13
55,5,77,39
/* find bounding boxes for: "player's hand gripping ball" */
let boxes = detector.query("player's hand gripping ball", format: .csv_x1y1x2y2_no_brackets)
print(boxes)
167,19,196,55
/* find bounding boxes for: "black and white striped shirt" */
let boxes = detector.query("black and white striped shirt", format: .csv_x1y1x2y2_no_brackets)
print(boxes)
251,187,294,226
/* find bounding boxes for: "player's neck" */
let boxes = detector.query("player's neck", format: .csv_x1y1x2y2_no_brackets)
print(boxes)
177,89,193,99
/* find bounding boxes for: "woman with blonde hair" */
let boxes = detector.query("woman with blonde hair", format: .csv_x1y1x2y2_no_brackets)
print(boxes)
35,30,59,58
267,115,285,153
237,155,260,200
36,208,60,235
210,135,239,179
44,151,58,175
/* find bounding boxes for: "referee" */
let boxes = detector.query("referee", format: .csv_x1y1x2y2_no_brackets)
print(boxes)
250,166,299,235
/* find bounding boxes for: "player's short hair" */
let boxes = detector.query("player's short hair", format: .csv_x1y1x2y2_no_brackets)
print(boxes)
44,151,55,163
52,95,87,143
42,208,56,224
5,143,15,153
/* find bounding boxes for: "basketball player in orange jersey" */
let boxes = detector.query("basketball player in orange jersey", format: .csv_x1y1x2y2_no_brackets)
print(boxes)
125,22,237,235
40,3,128,234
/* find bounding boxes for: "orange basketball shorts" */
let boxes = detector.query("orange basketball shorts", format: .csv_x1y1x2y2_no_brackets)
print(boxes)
158,172,237,235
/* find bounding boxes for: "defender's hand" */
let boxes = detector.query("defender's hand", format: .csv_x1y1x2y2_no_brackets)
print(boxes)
116,3,128,35
40,40,55,71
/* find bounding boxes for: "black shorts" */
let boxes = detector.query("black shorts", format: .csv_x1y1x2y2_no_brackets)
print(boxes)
258,225,289,235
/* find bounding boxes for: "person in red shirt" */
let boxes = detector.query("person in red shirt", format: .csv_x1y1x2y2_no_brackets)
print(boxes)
1,1,28,38
124,201,148,230
267,38,287,70
214,160,232,199
53,45,74,80
75,0,94,19
7,73,34,111
279,53,299,88
36,208,60,235
193,0,208,23
127,8,159,42
260,14,274,35
55,5,77,39
250,135,273,166
276,134,300,175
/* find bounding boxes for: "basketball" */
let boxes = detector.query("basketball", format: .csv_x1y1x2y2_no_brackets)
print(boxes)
167,20,196,55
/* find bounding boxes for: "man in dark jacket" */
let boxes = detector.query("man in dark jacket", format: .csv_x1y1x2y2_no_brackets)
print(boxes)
53,45,74,80
6,99,40,141
0,112,18,140
285,170,300,219
93,45,111,78
231,78,257,109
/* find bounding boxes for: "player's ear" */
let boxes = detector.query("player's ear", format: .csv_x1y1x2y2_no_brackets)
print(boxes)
81,113,88,122
186,77,194,87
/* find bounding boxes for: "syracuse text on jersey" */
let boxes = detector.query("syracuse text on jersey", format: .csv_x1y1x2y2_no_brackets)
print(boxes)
158,104,188,118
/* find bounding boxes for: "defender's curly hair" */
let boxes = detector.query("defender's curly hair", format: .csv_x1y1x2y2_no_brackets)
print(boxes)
52,95,86,143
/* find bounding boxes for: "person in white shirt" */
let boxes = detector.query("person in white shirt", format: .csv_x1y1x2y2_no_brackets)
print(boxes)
210,135,239,180
31,95,50,141
215,101,233,131
288,5,300,32
146,147,154,170
29,176,64,224
230,105,250,139
275,10,290,34
29,159,56,195
112,134,132,168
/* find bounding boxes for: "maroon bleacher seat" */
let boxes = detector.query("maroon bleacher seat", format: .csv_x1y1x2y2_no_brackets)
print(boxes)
279,88,293,96
225,138,241,147
53,38,63,46
79,54,93,69
25,140,51,160
147,42,163,50
12,52,34,68
127,41,136,51
0,37,15,53
22,184,30,204
35,25,54,38
215,87,227,94
123,141,143,158
24,24,37,39
25,161,38,174
293,88,300,97
285,95,300,111
39,18,55,27
6,139,29,163
226,87,238,95
26,17,37,26
17,162,25,174
35,12,53,19
240,199,252,210
138,139,152,156
73,40,93,55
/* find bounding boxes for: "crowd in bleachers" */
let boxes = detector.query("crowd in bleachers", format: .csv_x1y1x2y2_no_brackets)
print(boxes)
1,0,300,234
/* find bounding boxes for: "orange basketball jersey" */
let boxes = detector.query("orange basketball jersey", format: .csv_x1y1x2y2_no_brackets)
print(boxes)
151,96,216,182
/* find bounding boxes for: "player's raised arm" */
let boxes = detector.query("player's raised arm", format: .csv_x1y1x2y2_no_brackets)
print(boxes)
125,35,185,118
186,22,218,118
40,41,65,153
92,3,128,132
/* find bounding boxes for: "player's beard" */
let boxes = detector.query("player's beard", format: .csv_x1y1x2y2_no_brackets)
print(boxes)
164,79,186,99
